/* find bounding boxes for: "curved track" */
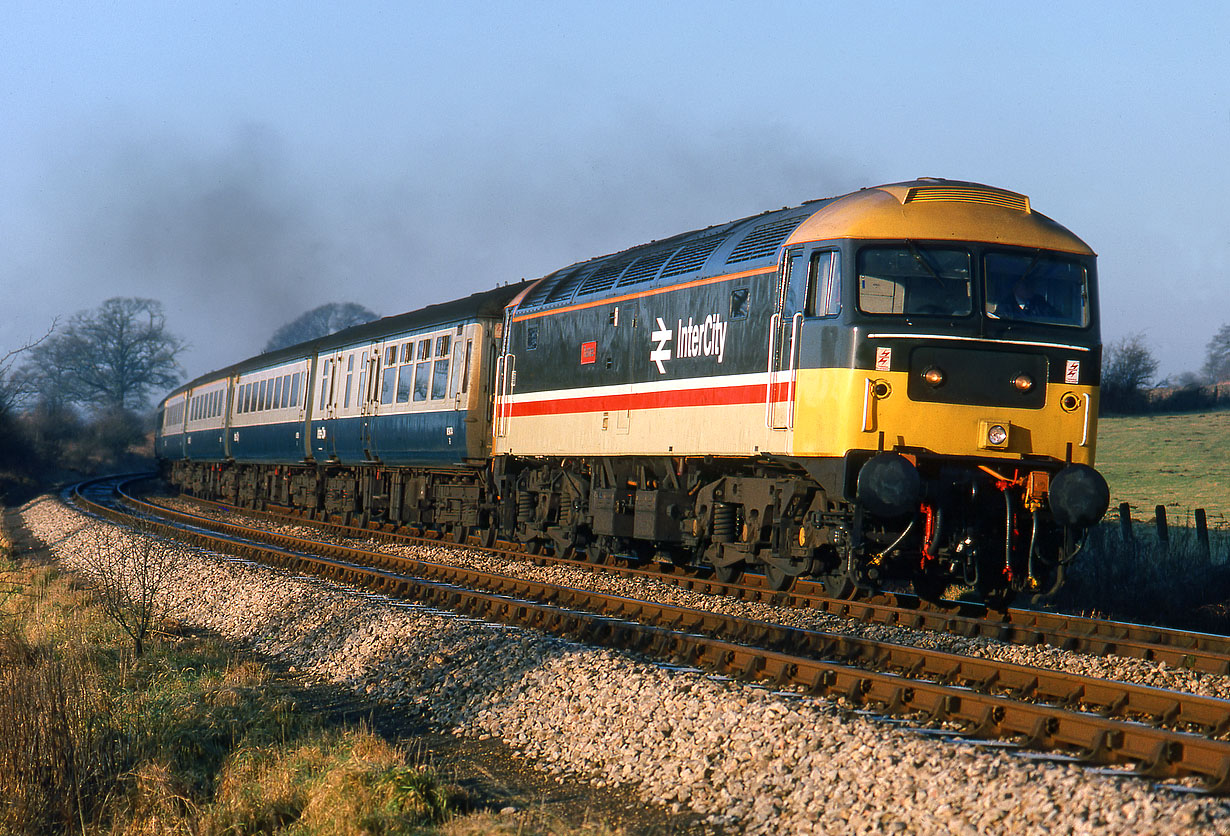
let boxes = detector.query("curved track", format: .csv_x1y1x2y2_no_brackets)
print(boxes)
170,490,1230,676
69,476,1230,792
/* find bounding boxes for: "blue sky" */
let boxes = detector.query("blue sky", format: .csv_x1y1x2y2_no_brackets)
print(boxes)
2,1,1228,383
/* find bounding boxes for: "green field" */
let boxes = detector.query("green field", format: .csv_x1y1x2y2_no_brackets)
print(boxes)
1094,410,1230,524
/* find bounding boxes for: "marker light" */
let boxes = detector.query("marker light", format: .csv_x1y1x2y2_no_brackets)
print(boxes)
1012,374,1034,392
922,366,945,387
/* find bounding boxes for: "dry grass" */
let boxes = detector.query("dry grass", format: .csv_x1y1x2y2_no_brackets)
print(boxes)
0,640,120,834
202,729,460,835
0,527,628,836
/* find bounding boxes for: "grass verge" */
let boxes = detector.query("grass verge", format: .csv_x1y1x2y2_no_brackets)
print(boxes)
1096,410,1230,521
0,531,625,836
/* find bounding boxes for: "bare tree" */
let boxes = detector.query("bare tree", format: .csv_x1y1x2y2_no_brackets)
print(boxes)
0,322,56,420
264,302,378,353
27,298,185,412
76,526,183,656
1203,323,1230,384
1101,333,1159,413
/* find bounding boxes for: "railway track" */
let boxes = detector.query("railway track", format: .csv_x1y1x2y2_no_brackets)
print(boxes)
161,489,1230,677
72,476,1230,792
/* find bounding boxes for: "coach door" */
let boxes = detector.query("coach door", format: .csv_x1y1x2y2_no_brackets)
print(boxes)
768,247,807,430
359,343,380,460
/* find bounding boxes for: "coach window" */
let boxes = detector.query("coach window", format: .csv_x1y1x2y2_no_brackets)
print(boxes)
413,354,430,402
343,355,355,408
431,335,450,399
805,251,842,317
396,360,413,403
320,360,332,408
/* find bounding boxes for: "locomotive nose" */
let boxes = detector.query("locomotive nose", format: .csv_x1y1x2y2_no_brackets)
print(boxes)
1049,464,1110,528
856,453,921,519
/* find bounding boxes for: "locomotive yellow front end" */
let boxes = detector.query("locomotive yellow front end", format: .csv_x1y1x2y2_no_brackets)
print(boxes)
778,180,1109,602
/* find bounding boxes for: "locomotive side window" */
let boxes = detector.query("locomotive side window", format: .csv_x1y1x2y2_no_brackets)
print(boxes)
984,251,1089,327
805,251,842,317
729,288,750,319
857,245,971,316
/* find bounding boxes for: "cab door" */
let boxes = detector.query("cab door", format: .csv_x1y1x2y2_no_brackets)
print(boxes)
768,247,808,430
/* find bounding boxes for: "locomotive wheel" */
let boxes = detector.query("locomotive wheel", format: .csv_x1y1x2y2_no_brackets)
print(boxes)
714,562,743,584
911,573,949,602
584,537,612,564
764,563,795,593
821,572,857,599
451,524,468,544
980,587,1015,612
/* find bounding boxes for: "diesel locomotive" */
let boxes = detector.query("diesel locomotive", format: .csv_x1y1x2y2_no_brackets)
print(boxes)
157,178,1110,603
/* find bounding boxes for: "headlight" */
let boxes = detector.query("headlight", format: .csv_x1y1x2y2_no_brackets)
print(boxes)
986,423,1008,447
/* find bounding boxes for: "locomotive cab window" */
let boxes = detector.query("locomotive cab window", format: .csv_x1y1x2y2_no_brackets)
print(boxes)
805,251,841,317
984,251,1089,327
857,245,971,317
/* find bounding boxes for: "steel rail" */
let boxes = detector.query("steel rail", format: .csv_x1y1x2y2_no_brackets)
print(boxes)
166,491,1230,676
72,480,1230,790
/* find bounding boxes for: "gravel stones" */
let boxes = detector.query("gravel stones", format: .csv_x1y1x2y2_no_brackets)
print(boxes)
23,494,1230,835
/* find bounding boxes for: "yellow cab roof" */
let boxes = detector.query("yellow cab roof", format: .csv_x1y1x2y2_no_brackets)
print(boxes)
787,178,1096,256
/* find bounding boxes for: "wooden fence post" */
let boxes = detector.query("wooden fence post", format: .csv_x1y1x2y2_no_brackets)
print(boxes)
1119,502,1133,545
1155,505,1169,553
1195,508,1211,562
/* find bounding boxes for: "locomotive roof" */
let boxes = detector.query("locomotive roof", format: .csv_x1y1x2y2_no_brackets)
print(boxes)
510,178,1094,318
166,281,531,398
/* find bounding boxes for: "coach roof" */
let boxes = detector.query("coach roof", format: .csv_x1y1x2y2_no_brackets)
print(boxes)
167,281,530,399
